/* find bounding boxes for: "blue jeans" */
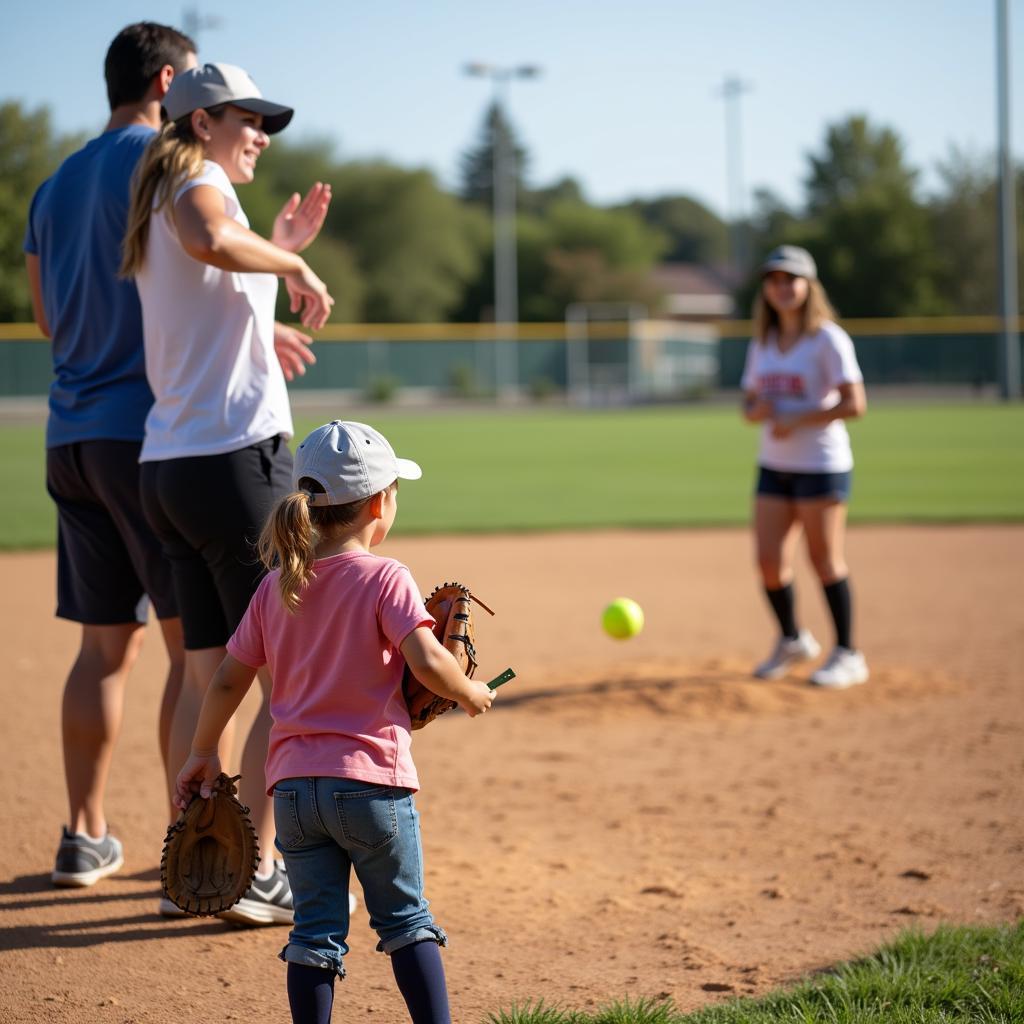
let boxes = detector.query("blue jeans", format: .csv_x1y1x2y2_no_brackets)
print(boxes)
273,777,446,978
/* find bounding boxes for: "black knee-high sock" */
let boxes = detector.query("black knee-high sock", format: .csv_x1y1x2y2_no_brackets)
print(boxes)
764,583,798,639
391,940,451,1024
287,963,335,1024
823,577,852,649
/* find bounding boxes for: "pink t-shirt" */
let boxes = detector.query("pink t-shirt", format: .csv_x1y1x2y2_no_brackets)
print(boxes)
227,551,435,794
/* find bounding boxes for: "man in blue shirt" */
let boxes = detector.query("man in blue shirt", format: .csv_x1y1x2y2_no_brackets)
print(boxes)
24,22,196,891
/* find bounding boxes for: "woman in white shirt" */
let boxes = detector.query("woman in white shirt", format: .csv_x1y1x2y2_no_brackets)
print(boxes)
121,63,334,924
741,245,869,689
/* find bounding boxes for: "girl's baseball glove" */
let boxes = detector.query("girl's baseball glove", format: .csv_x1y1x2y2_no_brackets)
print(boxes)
160,773,259,916
403,581,492,729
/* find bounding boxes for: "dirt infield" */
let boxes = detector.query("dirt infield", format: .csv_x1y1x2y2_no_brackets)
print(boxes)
2,525,1022,1023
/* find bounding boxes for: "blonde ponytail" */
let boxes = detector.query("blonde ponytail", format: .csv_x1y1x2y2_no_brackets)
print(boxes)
120,108,225,278
258,492,320,614
257,482,381,613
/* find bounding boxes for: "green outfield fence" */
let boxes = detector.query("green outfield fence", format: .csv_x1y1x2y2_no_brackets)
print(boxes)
1,317,1022,399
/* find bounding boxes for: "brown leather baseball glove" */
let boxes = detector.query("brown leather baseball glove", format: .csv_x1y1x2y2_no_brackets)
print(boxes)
161,773,259,916
403,581,514,729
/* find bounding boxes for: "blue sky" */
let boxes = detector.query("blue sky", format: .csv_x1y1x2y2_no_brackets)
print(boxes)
3,1,1022,218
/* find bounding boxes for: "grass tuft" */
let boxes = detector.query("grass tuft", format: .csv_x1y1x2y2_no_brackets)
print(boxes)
482,922,1024,1024
590,996,678,1024
486,998,582,1024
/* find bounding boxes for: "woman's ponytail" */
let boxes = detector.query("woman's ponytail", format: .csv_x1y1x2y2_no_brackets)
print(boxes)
120,108,224,278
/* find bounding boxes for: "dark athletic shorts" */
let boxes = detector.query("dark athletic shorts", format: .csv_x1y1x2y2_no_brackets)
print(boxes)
140,435,293,651
756,465,852,502
46,440,178,625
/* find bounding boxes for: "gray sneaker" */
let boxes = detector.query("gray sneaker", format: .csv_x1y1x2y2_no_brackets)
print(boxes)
218,862,294,926
52,827,124,887
753,629,822,680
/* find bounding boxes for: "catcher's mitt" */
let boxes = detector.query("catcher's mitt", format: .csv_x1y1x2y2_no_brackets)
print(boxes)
161,773,259,916
403,581,495,729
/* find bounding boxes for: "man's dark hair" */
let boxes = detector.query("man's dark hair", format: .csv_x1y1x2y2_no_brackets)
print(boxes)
104,22,196,110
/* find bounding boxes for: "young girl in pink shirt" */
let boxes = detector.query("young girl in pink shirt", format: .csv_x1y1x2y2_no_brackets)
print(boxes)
174,420,495,1024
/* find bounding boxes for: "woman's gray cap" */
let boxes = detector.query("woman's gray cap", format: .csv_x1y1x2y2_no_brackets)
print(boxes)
293,421,422,507
162,62,294,135
760,245,817,280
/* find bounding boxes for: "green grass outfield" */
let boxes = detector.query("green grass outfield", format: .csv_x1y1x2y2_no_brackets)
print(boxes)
1,402,1022,549
484,922,1024,1024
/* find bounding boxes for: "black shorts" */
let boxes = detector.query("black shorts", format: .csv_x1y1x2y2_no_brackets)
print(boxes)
140,436,293,651
756,465,852,502
46,441,178,625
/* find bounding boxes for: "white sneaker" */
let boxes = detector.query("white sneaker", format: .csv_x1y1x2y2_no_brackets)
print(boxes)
810,647,869,689
349,892,358,915
753,629,821,680
158,895,188,918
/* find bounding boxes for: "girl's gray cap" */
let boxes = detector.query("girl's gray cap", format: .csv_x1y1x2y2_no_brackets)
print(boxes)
162,62,294,135
293,421,422,506
760,245,817,280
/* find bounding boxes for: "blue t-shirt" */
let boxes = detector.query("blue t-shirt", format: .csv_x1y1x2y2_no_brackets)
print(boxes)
24,125,155,447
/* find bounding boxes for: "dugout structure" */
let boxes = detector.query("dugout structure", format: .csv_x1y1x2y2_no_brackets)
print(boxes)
565,303,719,405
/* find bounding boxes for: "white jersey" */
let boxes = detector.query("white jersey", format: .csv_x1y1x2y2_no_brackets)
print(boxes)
137,160,292,462
741,320,863,473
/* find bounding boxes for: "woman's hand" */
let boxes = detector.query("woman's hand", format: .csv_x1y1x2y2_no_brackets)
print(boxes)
173,750,223,810
272,183,332,254
285,262,335,330
769,413,801,439
273,321,317,380
743,395,775,423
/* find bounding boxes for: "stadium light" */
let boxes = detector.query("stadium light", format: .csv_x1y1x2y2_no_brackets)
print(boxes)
995,0,1021,400
181,5,223,47
464,62,542,398
718,76,753,273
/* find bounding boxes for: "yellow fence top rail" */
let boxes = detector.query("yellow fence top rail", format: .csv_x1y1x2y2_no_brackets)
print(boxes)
1,316,1021,342
718,315,1024,336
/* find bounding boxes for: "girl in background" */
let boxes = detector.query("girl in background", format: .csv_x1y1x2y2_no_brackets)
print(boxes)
175,420,495,1024
741,245,869,688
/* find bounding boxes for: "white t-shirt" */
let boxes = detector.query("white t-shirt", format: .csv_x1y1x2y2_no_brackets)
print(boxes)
740,321,863,473
137,160,292,461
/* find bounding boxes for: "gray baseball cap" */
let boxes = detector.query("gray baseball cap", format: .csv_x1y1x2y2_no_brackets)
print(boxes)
293,421,423,507
759,245,817,280
162,62,294,135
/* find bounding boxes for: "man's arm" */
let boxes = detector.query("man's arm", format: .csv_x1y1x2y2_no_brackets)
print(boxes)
25,254,50,338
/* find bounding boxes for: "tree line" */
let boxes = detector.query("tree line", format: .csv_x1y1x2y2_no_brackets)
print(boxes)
1,99,1021,324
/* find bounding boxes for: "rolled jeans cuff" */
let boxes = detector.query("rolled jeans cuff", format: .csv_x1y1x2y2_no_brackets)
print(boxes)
279,943,346,979
376,924,448,956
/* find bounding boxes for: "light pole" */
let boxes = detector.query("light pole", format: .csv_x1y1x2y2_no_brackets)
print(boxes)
718,76,753,273
181,5,222,48
995,0,1021,400
464,62,540,398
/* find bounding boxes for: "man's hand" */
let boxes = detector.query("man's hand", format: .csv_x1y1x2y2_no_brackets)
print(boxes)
272,182,332,254
274,321,317,381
